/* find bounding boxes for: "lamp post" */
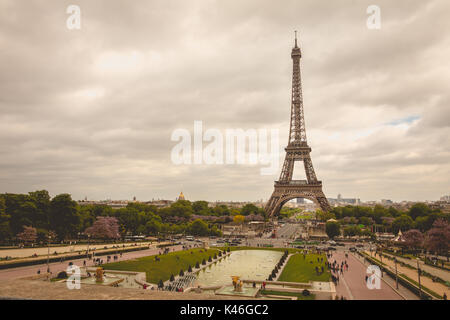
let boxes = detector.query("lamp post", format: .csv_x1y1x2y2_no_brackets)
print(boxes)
417,258,422,299
47,234,51,276
394,257,399,289
87,234,90,262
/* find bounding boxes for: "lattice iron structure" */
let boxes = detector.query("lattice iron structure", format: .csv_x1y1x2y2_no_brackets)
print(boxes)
265,33,331,217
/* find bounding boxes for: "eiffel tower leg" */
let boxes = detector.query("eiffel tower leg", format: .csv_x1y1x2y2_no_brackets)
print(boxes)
265,193,281,218
316,193,331,212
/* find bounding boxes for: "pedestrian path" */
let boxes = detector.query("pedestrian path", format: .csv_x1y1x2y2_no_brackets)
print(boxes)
0,245,183,281
366,251,449,299
382,251,450,282
330,250,402,300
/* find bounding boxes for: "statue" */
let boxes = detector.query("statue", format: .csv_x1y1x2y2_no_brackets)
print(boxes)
95,267,104,283
231,276,243,292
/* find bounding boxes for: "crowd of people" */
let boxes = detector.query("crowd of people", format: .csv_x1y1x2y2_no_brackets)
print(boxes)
327,252,349,287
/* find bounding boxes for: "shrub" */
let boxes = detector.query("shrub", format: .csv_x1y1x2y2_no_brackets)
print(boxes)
170,274,175,282
195,261,200,268
202,259,206,265
179,269,184,276
57,271,68,279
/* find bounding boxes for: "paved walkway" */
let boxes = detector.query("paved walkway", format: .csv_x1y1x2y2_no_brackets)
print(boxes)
0,245,183,281
367,251,449,298
352,252,419,300
329,250,403,300
0,242,155,259
382,252,450,282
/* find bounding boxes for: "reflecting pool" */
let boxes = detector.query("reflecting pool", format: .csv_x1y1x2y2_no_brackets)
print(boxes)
194,250,283,287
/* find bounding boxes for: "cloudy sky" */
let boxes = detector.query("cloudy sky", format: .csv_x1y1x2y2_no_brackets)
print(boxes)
0,0,449,202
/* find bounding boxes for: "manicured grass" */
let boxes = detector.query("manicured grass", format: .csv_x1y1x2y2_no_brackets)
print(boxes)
278,253,330,283
260,290,315,300
102,248,220,284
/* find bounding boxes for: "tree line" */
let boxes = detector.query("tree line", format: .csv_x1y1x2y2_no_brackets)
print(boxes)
0,190,265,244
317,203,449,234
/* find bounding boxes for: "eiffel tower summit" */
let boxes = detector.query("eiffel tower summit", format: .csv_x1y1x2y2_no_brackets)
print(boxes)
265,32,331,217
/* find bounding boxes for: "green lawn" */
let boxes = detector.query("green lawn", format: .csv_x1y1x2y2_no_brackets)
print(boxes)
260,290,316,300
278,253,330,283
102,248,220,284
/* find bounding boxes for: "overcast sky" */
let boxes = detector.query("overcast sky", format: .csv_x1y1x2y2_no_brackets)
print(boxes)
0,0,449,202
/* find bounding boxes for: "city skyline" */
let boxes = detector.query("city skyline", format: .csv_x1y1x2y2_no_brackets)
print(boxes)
1,0,450,202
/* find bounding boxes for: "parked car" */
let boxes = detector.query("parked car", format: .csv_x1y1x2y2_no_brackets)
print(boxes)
327,247,337,251
356,244,364,248
349,247,357,252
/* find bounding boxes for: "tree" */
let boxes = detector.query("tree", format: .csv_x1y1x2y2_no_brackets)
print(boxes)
28,190,51,229
316,210,336,221
343,225,361,237
424,219,450,256
49,194,79,240
409,203,431,221
325,221,340,239
188,219,209,236
192,201,210,215
16,226,37,245
233,215,245,224
0,196,11,242
392,215,414,233
212,205,230,216
85,216,120,239
170,200,193,218
403,229,424,253
241,204,259,216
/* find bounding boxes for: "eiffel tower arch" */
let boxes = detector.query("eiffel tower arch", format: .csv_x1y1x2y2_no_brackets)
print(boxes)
265,32,331,217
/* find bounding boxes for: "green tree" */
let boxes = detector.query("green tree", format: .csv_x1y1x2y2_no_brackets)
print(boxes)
188,219,209,236
0,196,11,242
170,200,193,218
392,214,414,233
241,204,259,216
316,210,336,221
325,221,340,239
409,203,431,221
192,201,210,215
49,194,79,240
212,205,230,216
28,190,51,229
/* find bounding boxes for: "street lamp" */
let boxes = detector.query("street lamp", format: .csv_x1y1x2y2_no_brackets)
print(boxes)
47,233,51,276
417,258,422,299
87,234,90,262
394,257,398,289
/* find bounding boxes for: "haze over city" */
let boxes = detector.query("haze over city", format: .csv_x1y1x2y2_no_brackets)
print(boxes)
1,0,449,202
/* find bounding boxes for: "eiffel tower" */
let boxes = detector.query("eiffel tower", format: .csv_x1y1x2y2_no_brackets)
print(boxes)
265,32,331,217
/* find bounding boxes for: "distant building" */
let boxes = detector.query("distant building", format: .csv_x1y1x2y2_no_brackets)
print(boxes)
177,192,186,201
328,194,360,206
145,199,173,208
